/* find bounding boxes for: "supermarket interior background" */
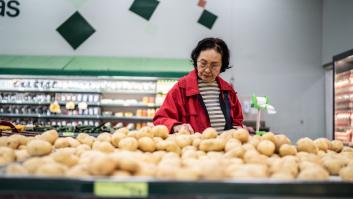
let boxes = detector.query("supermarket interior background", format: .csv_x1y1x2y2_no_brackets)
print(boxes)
1,0,353,142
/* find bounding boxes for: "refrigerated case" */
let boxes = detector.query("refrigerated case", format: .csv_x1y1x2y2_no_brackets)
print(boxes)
333,48,353,146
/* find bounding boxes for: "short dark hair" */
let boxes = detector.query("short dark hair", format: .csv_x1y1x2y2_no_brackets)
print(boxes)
191,37,231,73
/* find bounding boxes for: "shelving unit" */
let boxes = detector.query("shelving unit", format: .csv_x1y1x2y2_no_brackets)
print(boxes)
0,76,177,133
333,49,353,145
0,177,352,198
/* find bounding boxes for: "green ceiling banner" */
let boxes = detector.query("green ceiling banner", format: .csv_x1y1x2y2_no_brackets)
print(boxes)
198,9,218,29
56,12,96,50
129,0,160,21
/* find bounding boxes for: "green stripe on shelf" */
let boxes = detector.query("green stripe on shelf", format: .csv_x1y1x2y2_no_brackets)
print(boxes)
0,55,192,77
0,55,71,70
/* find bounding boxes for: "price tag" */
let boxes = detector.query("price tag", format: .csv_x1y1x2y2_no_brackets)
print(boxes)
94,181,148,197
62,132,74,137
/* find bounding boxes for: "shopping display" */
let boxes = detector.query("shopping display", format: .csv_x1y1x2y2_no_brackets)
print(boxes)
334,49,353,146
0,77,177,133
0,127,352,181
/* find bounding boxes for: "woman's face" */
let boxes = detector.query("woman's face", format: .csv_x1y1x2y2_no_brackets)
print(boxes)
196,49,222,82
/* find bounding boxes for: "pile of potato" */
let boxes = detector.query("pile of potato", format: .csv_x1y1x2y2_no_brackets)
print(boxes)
0,126,353,181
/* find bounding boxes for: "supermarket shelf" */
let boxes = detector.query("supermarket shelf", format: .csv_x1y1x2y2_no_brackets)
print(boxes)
0,114,153,121
0,113,100,120
0,101,100,106
100,90,156,94
100,116,153,122
0,89,100,94
0,101,159,108
0,89,156,94
100,103,159,108
0,177,352,198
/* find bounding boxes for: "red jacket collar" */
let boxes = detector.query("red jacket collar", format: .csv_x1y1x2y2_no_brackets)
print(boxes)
181,69,234,97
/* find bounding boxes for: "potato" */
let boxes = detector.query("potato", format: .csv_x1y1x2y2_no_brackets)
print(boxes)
111,132,126,147
201,128,218,139
156,164,178,179
0,137,8,147
127,130,145,139
164,140,181,154
269,157,298,177
76,133,95,147
342,146,353,153
248,136,261,147
262,132,276,143
139,126,154,138
5,135,21,149
199,159,225,180
232,128,249,143
242,143,256,151
243,150,268,164
322,157,346,175
339,166,353,181
92,141,115,153
175,135,192,148
135,163,156,177
27,140,52,156
297,167,329,180
97,133,112,143
314,138,330,152
225,139,242,152
10,134,28,146
230,164,268,179
112,170,131,178
15,149,30,161
119,137,138,151
6,163,29,176
270,171,295,180
218,130,234,142
75,144,91,156
65,164,90,177
274,134,291,152
155,140,168,151
199,139,225,152
257,140,275,156
0,147,15,165
224,146,245,159
37,129,59,144
119,156,140,173
114,127,129,135
296,137,318,154
182,150,198,159
279,144,297,157
52,148,79,167
54,138,71,148
152,125,169,139
88,154,116,176
330,140,344,153
23,157,44,173
35,163,67,177
192,138,202,148
175,167,200,180
138,137,155,152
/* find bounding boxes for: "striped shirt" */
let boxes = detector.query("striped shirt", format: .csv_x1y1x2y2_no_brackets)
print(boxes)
198,79,226,132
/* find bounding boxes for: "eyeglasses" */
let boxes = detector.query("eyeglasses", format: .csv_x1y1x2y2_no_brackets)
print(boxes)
197,60,221,71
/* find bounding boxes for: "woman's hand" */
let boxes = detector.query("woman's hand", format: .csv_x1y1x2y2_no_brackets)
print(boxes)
173,123,194,134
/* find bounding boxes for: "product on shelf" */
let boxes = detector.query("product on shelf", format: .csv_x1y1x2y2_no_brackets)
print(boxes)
2,127,353,181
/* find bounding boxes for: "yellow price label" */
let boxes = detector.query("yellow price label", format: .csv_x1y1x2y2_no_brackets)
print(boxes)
94,181,148,197
62,132,74,137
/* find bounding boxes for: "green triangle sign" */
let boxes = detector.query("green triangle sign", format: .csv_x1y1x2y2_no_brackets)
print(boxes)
67,0,88,9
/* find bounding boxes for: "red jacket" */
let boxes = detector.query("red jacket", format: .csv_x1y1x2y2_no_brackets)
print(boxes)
153,69,243,133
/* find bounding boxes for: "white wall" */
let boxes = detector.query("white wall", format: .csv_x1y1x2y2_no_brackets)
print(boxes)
223,0,325,141
0,0,325,141
322,0,353,64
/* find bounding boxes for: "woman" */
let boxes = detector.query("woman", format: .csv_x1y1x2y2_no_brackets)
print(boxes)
153,37,243,133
